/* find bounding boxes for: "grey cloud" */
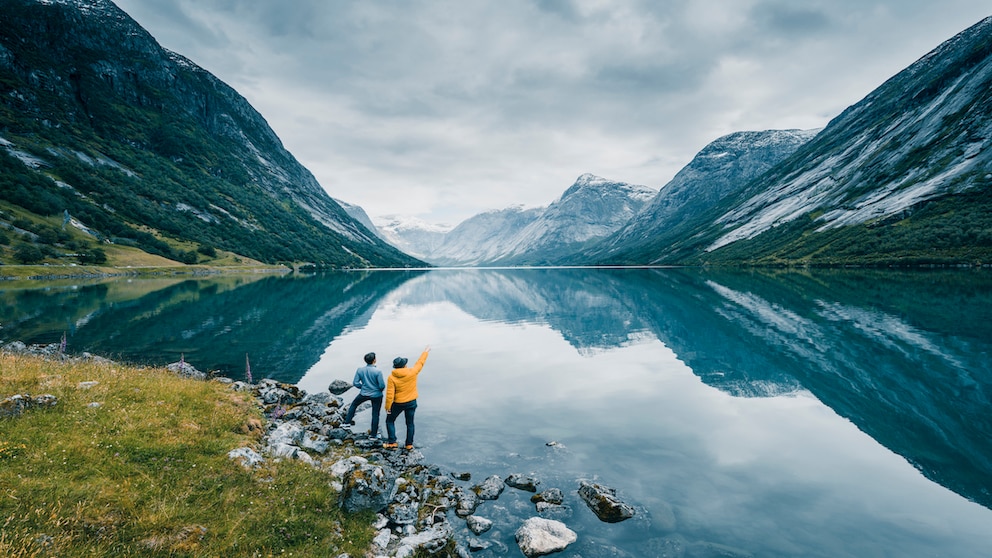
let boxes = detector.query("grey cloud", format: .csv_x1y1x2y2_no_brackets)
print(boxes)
748,3,832,37
112,0,992,224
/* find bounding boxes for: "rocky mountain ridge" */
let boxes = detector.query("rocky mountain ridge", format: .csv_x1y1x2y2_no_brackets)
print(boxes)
579,129,820,264
707,15,992,255
379,174,656,266
588,15,992,266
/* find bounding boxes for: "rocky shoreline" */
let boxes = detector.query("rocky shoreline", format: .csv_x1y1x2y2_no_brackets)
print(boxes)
231,378,638,557
2,342,638,557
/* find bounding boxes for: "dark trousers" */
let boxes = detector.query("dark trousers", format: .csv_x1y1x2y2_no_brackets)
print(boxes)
386,399,417,446
345,394,382,437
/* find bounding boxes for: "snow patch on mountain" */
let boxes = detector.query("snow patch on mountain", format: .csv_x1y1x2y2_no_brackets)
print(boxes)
374,215,453,260
494,175,656,263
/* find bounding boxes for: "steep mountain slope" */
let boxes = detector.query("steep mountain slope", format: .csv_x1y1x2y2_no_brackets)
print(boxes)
0,0,420,267
598,16,992,266
333,198,381,239
427,206,543,266
583,129,820,264
698,15,992,265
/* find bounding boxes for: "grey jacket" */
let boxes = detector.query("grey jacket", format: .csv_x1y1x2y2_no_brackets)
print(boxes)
353,365,386,397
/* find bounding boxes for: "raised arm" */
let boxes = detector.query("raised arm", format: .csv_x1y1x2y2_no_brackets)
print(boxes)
410,346,431,374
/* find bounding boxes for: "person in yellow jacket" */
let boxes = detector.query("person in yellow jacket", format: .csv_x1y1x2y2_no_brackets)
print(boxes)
383,345,430,449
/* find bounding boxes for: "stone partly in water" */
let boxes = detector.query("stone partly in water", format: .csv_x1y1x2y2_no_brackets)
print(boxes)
531,486,571,520
515,517,577,557
505,473,540,492
577,481,635,523
531,488,564,506
465,514,493,535
474,475,505,500
454,488,481,517
328,379,353,395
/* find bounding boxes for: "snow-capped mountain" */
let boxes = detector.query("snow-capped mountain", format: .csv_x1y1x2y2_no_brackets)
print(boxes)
428,206,545,267
423,174,655,266
374,216,453,261
582,129,820,264
495,174,656,265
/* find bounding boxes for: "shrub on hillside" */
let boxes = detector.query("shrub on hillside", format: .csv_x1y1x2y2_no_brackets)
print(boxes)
13,243,44,264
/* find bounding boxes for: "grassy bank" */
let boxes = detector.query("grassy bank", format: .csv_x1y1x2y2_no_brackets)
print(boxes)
0,353,375,557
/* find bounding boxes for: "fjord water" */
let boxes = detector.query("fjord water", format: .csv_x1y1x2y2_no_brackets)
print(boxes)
3,269,991,557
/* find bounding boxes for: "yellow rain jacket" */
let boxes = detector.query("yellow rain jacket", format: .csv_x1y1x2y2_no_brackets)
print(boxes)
385,350,430,412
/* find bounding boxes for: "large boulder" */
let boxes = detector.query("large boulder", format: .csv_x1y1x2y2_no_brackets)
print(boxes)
268,420,305,446
577,481,635,523
166,361,206,380
515,517,577,557
339,463,396,514
328,379,353,395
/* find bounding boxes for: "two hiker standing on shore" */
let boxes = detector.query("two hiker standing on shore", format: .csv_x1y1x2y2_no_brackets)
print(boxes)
343,345,431,450
384,345,430,450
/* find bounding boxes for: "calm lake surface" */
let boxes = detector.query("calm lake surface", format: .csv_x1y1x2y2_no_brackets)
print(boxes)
3,268,992,557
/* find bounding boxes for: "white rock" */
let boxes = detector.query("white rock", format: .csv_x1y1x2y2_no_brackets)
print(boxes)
372,528,391,549
515,517,577,557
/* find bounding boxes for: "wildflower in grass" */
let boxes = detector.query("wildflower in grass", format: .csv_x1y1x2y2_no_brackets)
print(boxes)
0,440,27,459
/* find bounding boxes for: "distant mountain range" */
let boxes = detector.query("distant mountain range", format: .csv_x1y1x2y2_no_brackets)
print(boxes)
380,174,656,266
0,0,420,268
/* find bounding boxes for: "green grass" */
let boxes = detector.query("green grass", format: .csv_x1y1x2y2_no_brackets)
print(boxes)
0,354,375,557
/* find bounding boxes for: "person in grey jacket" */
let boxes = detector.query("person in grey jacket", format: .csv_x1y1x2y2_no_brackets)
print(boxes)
343,352,386,438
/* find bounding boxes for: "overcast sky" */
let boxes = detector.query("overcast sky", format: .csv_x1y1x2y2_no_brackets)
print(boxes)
112,1,990,226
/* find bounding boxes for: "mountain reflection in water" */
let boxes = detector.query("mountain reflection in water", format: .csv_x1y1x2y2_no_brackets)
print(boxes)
3,268,990,518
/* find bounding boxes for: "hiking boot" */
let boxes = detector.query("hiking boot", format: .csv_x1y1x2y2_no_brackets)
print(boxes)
405,445,414,450
383,442,398,449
